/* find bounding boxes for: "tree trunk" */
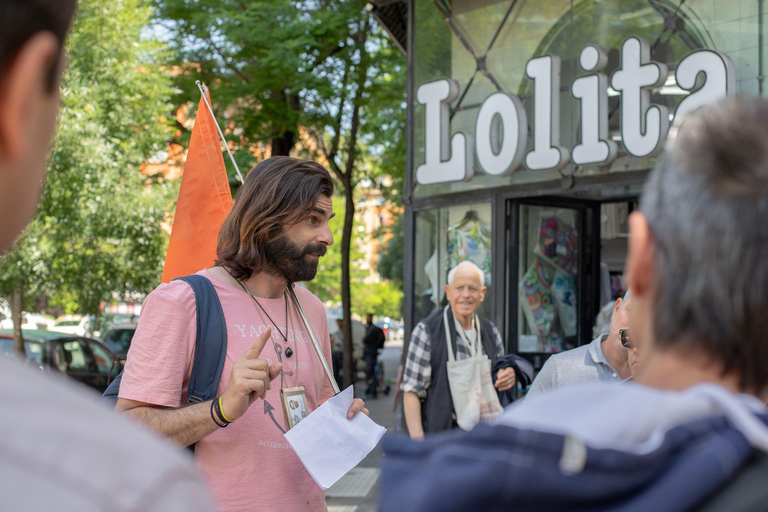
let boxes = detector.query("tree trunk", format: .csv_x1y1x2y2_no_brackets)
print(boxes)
341,180,355,389
270,90,301,156
11,280,25,357
270,131,296,156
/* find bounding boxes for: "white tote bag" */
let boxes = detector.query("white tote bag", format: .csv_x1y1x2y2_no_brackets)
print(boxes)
443,307,503,430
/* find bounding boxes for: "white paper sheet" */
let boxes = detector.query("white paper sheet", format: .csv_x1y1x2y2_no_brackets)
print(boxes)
284,385,386,490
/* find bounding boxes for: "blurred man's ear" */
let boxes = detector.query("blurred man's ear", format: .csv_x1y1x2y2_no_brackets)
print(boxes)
625,212,655,298
612,297,623,315
0,32,59,160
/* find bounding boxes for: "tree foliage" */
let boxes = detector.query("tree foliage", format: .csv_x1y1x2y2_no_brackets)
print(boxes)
0,0,174,334
155,0,405,386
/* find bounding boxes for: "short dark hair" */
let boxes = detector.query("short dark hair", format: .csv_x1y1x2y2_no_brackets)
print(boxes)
216,156,334,281
640,96,768,394
0,0,78,91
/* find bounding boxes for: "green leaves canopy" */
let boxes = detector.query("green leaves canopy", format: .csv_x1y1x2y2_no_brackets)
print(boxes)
0,0,175,314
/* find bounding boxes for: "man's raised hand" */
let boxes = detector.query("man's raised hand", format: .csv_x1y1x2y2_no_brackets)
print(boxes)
220,327,282,421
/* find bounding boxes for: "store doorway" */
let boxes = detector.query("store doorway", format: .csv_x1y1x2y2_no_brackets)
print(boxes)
507,197,636,369
592,200,636,338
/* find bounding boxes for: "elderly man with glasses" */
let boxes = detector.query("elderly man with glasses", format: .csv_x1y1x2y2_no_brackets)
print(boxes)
525,291,632,400
619,328,643,380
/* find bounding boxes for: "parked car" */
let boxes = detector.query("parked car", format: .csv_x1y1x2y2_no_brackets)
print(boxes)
90,313,138,338
0,329,123,393
51,314,94,336
100,323,137,357
0,311,55,330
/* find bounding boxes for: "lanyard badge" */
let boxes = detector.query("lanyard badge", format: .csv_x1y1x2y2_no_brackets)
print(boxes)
280,386,308,430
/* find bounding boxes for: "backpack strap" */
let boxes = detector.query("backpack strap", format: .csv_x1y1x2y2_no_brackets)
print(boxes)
100,274,227,409
175,274,228,405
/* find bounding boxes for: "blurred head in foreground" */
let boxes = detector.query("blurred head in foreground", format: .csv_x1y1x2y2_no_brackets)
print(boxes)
0,0,77,252
627,96,768,398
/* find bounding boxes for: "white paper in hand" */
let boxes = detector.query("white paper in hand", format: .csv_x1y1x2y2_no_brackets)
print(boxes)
284,385,386,490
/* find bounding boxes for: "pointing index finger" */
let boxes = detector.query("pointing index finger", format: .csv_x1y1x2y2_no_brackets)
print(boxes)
242,327,272,360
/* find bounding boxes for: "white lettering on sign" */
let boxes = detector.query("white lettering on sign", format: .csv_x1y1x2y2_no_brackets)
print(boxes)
571,45,617,166
417,37,735,185
610,36,669,158
475,92,527,176
416,78,474,185
674,49,736,121
525,55,570,171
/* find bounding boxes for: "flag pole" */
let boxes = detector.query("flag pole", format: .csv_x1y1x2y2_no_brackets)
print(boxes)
195,80,245,185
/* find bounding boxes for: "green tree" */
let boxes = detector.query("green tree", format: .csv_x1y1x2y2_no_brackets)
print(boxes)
155,0,406,387
352,281,402,320
377,214,404,288
0,0,174,355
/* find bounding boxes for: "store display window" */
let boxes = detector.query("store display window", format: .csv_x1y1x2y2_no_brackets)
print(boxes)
517,205,580,354
413,203,493,327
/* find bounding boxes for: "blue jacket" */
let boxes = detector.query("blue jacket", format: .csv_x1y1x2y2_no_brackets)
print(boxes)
380,414,764,512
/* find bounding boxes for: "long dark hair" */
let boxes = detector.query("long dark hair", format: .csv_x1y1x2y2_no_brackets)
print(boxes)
216,156,334,281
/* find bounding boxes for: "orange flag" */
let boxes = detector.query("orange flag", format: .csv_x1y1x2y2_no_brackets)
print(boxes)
161,86,233,283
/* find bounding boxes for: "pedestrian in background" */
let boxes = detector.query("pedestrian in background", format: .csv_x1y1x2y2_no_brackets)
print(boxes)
363,313,385,398
401,261,515,438
525,291,632,400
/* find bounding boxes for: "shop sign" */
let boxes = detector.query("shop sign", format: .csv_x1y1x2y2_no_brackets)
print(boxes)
416,36,735,186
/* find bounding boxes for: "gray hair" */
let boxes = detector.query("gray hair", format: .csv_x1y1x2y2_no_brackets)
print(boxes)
447,261,485,286
640,96,768,394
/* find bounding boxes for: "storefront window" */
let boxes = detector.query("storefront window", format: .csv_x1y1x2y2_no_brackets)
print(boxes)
412,203,493,328
412,0,762,198
517,204,580,353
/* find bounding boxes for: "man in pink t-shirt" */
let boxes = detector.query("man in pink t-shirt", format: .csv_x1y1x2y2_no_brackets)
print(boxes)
117,156,367,512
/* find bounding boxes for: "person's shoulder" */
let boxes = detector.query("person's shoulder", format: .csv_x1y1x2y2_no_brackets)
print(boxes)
292,285,324,314
549,343,590,364
293,284,322,304
145,278,196,306
479,316,502,334
0,357,214,510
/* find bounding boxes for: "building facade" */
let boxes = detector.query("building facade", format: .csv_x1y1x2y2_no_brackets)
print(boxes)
372,0,762,371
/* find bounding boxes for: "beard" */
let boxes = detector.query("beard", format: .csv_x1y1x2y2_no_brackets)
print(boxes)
264,236,326,283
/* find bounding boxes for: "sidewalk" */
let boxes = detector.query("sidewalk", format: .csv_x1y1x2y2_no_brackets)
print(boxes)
325,346,402,512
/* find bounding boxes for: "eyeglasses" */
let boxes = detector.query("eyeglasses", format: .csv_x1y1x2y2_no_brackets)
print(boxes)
619,329,633,349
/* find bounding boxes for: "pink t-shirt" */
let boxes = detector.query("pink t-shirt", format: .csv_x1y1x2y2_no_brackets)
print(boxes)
119,269,335,512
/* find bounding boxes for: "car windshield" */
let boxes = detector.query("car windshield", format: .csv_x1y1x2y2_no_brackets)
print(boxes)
55,320,80,327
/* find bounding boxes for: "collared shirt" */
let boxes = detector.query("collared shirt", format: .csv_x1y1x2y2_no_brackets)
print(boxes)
525,334,622,400
401,313,504,397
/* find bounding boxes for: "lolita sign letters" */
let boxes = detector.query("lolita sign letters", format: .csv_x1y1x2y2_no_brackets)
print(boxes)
416,36,735,186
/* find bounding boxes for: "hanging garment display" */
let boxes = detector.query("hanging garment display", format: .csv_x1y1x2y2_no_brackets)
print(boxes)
446,210,491,284
551,269,578,338
518,261,556,339
535,216,578,277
